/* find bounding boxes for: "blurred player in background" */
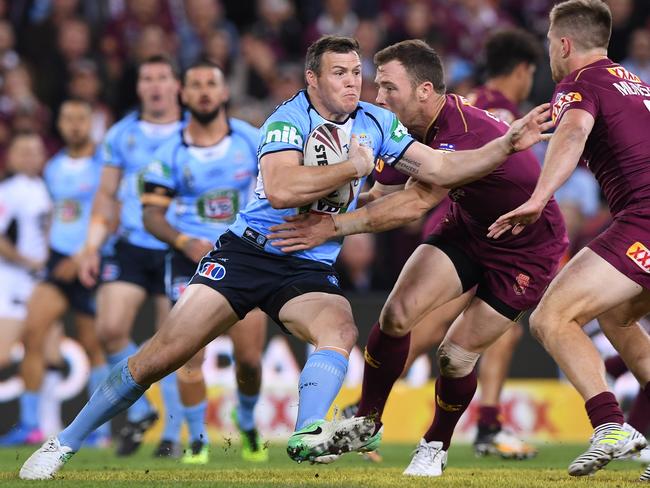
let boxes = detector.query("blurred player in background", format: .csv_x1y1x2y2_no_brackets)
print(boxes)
268,39,565,477
76,55,185,457
488,0,650,479
0,100,110,447
0,134,52,440
18,35,551,479
141,61,267,464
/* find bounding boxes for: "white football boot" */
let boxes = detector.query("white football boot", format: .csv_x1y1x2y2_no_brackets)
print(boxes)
19,436,74,480
403,438,448,477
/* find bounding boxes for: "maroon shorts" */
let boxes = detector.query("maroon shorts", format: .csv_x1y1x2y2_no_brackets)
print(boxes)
588,206,650,290
426,213,568,317
421,197,452,240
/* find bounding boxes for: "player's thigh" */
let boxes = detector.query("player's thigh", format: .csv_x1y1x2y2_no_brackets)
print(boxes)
443,296,517,354
380,244,465,334
95,281,147,334
409,291,473,358
533,247,646,329
0,318,23,365
279,292,357,348
74,312,104,364
153,293,171,330
131,283,239,384
43,322,64,365
228,308,267,365
23,282,69,347
597,289,650,329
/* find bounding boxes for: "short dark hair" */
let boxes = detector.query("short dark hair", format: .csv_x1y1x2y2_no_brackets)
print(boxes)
181,59,224,85
485,29,542,78
138,54,179,79
550,0,612,50
305,36,360,75
60,97,93,112
373,39,446,93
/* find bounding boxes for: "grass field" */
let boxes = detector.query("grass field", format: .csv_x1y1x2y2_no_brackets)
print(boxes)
0,442,646,487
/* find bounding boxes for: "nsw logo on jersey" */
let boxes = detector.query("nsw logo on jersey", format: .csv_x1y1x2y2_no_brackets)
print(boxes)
552,92,582,123
264,121,303,147
626,241,650,274
198,261,227,281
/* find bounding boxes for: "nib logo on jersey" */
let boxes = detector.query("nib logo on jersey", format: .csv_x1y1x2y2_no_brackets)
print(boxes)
265,122,303,148
198,261,227,281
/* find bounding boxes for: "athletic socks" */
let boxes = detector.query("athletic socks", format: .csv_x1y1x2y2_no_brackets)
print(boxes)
184,401,208,444
424,371,478,450
604,355,628,379
107,342,154,423
477,405,501,431
236,392,260,432
19,391,40,430
88,365,111,439
627,384,650,434
357,322,411,422
585,391,625,429
295,349,348,430
59,358,147,451
159,372,183,443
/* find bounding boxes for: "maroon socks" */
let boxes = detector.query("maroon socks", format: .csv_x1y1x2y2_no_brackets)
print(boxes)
357,322,411,422
424,371,478,450
604,355,628,379
478,405,501,431
628,382,650,433
585,391,625,429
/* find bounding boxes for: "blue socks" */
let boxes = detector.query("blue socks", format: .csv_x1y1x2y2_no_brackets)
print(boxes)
59,358,147,451
159,372,182,443
295,349,348,430
88,365,111,438
107,342,154,423
236,392,259,432
184,401,208,444
20,391,40,430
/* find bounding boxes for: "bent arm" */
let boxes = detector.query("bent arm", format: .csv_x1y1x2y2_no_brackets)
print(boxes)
142,203,183,249
356,181,404,208
333,180,447,236
261,150,359,209
528,109,594,205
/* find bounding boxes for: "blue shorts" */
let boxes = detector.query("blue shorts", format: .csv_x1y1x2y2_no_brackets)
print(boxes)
100,239,167,295
45,249,96,316
189,231,345,333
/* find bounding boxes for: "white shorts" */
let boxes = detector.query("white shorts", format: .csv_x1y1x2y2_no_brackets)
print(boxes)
0,265,37,320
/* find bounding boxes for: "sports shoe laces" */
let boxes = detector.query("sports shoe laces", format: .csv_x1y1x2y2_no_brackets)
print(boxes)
591,423,629,446
411,442,444,469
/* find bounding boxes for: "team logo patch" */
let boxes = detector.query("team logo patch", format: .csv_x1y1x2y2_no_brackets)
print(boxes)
513,273,531,296
327,274,339,287
552,92,582,123
198,262,227,281
438,143,456,152
607,66,642,83
101,263,120,282
626,241,650,274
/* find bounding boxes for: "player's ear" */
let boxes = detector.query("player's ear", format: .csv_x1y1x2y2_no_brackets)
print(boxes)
561,37,571,58
305,69,317,88
417,81,434,102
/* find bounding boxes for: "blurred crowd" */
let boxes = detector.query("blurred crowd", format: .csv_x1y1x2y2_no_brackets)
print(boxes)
1,0,650,290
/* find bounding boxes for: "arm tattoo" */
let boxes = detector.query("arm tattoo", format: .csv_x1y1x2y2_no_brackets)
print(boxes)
394,157,421,177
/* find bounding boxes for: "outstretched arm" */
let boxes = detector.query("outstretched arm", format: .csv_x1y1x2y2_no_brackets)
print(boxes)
393,103,553,187
487,108,594,238
267,180,447,252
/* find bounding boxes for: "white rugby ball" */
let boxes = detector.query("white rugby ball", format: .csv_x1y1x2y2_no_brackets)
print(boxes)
301,123,358,214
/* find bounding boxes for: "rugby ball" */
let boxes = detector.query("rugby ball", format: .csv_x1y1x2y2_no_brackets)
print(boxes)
301,123,358,214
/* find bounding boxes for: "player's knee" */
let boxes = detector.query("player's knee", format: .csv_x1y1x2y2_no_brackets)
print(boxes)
96,319,129,352
529,308,549,344
379,300,412,337
436,341,480,378
335,322,358,350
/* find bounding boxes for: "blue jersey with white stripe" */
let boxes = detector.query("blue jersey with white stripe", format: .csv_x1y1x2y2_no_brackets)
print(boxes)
143,119,259,242
103,112,183,250
44,148,103,256
231,90,415,265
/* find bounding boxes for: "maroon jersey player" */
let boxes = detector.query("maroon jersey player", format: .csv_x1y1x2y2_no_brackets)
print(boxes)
268,39,564,477
489,0,650,480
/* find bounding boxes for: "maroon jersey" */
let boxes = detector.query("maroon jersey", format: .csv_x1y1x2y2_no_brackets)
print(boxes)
552,58,650,216
375,94,566,246
468,85,522,124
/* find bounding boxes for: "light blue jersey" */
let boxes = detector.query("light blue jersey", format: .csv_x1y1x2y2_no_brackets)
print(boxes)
230,90,415,265
44,148,103,256
103,112,183,250
143,119,259,242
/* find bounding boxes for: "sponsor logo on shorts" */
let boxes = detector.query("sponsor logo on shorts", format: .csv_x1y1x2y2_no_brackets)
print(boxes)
436,394,463,412
552,92,582,123
626,241,650,274
513,273,531,296
101,263,120,282
327,274,339,287
198,262,227,281
171,278,189,301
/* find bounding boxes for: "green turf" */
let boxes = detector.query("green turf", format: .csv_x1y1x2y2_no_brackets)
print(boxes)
0,442,646,487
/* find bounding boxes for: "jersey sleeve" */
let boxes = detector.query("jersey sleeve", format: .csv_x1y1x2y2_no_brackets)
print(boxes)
141,143,177,207
258,104,308,158
375,109,416,167
373,158,409,186
231,118,261,175
551,79,599,126
102,123,126,169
